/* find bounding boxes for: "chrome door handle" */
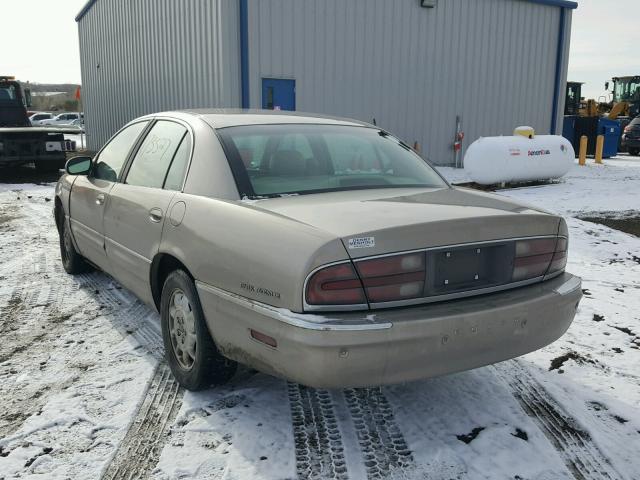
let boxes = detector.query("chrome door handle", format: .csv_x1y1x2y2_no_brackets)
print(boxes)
95,193,105,205
149,208,163,223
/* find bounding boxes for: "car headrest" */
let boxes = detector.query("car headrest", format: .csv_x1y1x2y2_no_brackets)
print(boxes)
270,149,306,176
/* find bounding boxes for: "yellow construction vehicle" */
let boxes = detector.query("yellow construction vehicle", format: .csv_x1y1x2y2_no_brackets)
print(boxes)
563,81,622,158
607,76,640,118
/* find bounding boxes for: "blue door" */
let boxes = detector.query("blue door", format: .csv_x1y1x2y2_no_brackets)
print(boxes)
262,78,295,111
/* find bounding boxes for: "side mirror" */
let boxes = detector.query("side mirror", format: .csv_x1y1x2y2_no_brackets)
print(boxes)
65,156,92,175
605,82,610,91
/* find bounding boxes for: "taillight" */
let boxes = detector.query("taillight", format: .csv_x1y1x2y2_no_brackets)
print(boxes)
355,252,426,302
513,237,567,281
305,263,367,306
548,237,568,275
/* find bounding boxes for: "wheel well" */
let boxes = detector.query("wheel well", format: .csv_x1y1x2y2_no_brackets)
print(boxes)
150,254,193,311
54,198,64,233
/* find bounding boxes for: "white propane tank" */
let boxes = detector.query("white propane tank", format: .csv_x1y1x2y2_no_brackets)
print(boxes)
464,127,575,185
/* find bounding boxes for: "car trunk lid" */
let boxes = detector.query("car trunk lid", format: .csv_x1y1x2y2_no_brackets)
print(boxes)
248,187,561,259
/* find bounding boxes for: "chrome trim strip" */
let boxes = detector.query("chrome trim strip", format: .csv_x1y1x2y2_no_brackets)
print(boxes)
70,217,101,237
351,235,565,262
104,237,152,264
303,235,568,313
553,275,581,295
368,276,545,309
196,281,392,331
544,269,565,282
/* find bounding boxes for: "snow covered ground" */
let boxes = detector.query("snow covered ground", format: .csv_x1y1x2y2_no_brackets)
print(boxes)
0,156,639,480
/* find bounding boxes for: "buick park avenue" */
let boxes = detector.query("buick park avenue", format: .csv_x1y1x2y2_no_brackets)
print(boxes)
54,110,582,390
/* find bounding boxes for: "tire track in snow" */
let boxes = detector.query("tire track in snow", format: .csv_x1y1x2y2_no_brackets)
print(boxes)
77,272,187,480
0,208,86,439
76,272,164,359
101,362,183,480
496,361,621,480
10,198,183,477
343,388,415,479
288,383,348,480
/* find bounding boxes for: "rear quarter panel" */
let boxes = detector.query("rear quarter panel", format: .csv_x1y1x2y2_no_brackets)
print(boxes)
159,194,348,312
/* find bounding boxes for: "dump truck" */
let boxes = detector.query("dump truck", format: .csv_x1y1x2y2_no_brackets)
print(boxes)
0,76,79,172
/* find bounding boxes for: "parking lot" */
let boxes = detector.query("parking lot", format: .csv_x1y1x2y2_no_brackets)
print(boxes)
0,156,638,480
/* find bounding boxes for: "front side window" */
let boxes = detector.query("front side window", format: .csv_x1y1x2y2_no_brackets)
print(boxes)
218,124,447,197
93,121,149,182
126,120,187,189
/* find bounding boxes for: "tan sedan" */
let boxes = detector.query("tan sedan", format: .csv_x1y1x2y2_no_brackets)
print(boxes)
54,110,582,390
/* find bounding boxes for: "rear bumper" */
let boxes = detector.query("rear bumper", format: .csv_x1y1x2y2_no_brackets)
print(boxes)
197,273,581,388
0,134,68,165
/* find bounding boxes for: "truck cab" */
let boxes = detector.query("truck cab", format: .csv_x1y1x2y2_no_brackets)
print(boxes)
0,77,31,128
0,76,73,172
611,76,640,118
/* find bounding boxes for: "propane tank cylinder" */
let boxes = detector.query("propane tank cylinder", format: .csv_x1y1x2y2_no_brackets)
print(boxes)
464,127,575,185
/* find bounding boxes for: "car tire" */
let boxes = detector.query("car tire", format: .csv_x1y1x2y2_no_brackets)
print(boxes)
59,219,92,274
161,270,237,390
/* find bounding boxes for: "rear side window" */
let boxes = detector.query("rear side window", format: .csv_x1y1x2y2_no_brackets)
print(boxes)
163,135,191,191
126,120,187,189
93,121,149,182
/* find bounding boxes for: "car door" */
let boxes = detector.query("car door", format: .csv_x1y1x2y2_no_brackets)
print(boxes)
69,121,149,272
103,119,192,304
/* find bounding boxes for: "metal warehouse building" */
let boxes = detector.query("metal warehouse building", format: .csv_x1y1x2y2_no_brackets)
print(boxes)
76,0,577,165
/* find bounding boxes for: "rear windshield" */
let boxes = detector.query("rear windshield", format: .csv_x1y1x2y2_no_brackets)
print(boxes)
630,117,640,126
217,124,447,198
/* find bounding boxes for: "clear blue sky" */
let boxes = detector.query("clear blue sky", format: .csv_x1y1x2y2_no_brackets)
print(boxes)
1,0,638,101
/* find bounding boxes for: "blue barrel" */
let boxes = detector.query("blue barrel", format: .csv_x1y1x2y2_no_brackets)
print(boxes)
597,118,621,158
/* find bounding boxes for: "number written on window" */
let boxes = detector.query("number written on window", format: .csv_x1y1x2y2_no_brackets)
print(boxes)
126,121,187,189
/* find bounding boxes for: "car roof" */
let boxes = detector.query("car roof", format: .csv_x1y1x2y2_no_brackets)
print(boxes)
148,109,373,129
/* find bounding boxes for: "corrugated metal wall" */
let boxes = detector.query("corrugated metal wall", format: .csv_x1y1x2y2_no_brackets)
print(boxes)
78,0,241,150
246,0,572,165
78,0,571,165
